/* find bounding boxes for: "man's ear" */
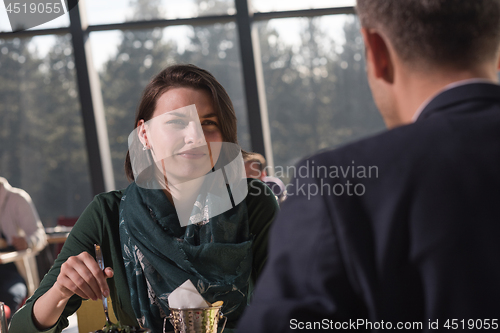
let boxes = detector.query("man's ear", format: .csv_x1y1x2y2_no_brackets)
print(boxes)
361,28,394,84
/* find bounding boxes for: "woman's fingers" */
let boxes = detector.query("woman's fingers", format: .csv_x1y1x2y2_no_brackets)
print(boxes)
59,254,100,300
57,252,112,300
80,255,113,298
71,256,103,300
104,267,114,278
55,274,92,300
102,267,114,297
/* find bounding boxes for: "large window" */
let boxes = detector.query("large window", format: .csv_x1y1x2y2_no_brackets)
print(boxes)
0,36,92,227
0,1,394,225
256,15,384,178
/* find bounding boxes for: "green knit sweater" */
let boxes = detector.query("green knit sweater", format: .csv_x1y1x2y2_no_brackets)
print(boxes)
10,179,278,333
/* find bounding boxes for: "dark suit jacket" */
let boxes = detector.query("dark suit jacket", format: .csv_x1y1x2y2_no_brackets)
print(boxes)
237,83,500,332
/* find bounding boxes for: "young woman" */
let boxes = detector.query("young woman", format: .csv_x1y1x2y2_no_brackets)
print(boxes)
9,64,278,333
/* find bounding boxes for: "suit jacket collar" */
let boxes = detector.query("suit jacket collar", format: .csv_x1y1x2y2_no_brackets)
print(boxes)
416,82,500,122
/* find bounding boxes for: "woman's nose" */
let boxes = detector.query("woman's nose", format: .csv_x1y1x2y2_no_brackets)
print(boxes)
184,121,205,145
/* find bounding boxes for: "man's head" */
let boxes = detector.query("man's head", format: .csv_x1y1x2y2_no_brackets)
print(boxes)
356,0,500,127
244,153,267,181
357,0,500,70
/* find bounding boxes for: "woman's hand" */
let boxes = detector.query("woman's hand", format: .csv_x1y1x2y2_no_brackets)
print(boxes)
54,252,114,301
33,252,114,330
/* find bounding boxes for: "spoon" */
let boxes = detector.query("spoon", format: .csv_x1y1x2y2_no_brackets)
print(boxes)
94,244,111,324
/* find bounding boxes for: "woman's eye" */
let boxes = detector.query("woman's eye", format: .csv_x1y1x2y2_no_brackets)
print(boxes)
166,119,187,127
202,120,218,126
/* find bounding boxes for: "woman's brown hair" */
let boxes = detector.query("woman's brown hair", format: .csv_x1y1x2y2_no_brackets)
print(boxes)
125,64,240,181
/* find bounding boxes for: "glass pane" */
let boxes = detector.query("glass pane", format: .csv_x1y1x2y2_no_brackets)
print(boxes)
0,2,69,32
0,35,92,227
256,15,385,181
89,22,248,190
26,12,70,30
252,0,355,13
85,0,236,25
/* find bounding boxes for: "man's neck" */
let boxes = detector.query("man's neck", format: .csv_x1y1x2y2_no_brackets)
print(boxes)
393,66,498,126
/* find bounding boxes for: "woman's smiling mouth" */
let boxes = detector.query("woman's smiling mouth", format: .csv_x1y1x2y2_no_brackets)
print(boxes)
177,148,207,159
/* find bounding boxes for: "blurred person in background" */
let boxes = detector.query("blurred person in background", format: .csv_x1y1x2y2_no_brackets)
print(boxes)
244,152,267,181
244,153,287,205
0,176,46,316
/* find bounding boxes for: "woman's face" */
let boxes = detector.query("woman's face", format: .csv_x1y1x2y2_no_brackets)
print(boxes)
139,87,223,185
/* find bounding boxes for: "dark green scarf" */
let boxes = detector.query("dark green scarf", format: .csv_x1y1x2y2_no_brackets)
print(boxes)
119,182,253,333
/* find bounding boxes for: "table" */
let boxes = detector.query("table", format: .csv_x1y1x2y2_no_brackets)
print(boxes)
45,226,72,244
0,248,40,296
45,225,72,259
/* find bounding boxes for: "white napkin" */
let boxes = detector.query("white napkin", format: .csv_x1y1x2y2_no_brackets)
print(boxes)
168,279,209,309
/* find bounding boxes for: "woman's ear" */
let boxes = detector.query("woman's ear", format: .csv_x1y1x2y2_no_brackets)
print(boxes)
137,119,149,148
